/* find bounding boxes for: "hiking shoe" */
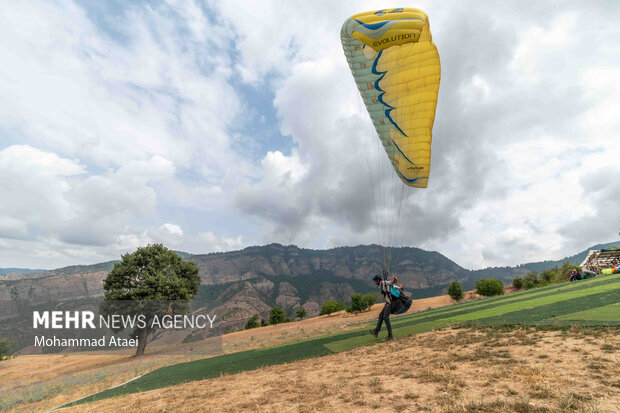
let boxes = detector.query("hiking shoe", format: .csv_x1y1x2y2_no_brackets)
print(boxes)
368,329,378,338
385,335,395,342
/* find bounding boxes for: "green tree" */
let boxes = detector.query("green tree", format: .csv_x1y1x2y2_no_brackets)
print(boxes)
447,280,464,301
475,278,505,297
269,306,288,325
320,300,345,316
540,269,557,285
347,294,368,314
296,307,307,319
245,314,261,329
102,244,200,356
512,276,524,289
0,337,13,361
523,271,539,290
558,261,581,281
363,293,379,310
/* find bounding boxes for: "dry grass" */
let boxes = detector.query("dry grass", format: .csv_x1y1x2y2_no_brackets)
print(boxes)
0,293,470,412
61,326,620,413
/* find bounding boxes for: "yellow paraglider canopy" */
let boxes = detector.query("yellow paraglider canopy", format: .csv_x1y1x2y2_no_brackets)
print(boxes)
341,7,440,187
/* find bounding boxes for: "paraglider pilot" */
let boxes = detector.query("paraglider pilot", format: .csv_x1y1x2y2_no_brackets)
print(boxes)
369,272,402,341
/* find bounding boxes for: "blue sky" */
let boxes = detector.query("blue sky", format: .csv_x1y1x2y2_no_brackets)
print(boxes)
1,0,619,269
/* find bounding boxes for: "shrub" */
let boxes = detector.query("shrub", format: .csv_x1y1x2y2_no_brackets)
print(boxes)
447,280,464,301
0,337,13,361
523,271,539,290
512,276,524,289
320,300,345,316
348,294,369,313
540,269,557,285
245,314,261,329
363,293,379,309
558,261,581,281
296,307,307,319
269,306,288,325
475,278,505,297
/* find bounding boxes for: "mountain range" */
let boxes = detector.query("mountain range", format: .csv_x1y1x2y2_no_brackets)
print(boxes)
1,241,618,332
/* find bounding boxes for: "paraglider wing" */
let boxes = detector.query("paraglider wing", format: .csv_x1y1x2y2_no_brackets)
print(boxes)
341,8,441,188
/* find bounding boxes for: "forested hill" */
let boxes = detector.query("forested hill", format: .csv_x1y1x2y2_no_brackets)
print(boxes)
2,242,617,323
0,267,45,275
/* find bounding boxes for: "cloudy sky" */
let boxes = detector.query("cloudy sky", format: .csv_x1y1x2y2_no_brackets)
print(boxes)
1,0,619,270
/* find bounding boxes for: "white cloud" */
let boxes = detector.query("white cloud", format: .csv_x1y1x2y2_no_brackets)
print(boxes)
0,145,85,239
261,150,308,185
2,1,620,270
0,0,243,175
192,231,245,253
229,1,620,268
145,223,184,246
511,13,577,83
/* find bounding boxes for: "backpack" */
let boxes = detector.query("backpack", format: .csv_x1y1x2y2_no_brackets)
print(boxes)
391,292,412,314
390,285,401,298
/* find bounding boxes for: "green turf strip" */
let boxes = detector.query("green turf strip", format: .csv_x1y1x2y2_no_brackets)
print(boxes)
476,288,620,325
62,327,375,407
390,276,620,328
62,276,620,408
550,301,620,322
395,276,620,325
324,278,620,352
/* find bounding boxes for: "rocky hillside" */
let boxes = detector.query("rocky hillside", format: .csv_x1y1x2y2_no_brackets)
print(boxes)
2,242,617,328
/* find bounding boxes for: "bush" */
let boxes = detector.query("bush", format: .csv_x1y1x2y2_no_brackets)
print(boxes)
345,293,377,314
363,293,378,309
515,262,583,291
512,276,524,289
0,337,13,361
347,294,369,313
540,269,557,285
475,278,505,297
558,261,581,281
447,280,464,301
245,314,261,329
523,271,539,290
296,307,307,319
269,306,288,325
320,300,345,316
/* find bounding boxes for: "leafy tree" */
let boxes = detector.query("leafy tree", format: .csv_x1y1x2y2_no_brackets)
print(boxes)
296,307,307,319
245,314,261,329
347,294,368,314
558,261,581,281
475,278,505,297
102,244,200,356
363,293,379,310
320,301,336,316
269,306,288,325
523,271,539,290
0,337,13,361
447,281,464,301
320,300,345,316
512,276,524,289
260,318,268,327
540,269,557,285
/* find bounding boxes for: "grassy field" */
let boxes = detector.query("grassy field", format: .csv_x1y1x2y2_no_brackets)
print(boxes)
61,275,620,409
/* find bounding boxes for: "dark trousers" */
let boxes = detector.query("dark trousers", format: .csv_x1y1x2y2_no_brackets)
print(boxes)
375,302,394,336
